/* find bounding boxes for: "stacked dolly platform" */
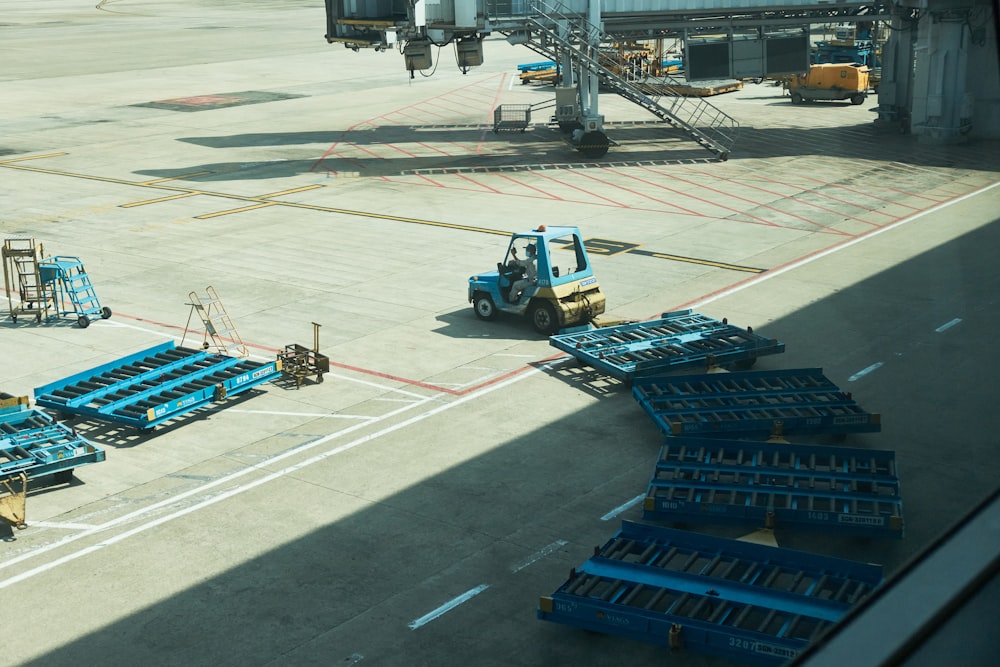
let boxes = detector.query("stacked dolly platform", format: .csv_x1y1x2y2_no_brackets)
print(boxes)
538,310,901,665
1,394,106,529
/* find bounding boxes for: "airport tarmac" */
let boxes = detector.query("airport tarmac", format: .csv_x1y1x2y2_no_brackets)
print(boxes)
2,2,999,666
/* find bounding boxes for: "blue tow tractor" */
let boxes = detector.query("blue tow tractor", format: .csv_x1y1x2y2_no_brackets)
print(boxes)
468,226,605,335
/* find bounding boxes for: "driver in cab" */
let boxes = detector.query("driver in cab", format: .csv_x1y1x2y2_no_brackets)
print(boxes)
507,242,537,304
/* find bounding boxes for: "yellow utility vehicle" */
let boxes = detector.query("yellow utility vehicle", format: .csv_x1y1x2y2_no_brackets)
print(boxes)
787,63,871,105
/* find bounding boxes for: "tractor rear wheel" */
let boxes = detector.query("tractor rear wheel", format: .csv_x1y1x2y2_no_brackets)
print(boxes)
529,301,559,336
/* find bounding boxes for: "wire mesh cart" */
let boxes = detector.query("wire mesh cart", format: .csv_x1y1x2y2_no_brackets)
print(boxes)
493,104,532,133
278,323,330,387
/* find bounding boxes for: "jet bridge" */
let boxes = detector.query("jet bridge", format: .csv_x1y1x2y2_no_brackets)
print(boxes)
323,0,882,159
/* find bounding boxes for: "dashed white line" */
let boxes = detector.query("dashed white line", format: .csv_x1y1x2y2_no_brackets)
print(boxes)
935,317,962,333
601,494,645,521
511,540,568,573
407,584,489,630
0,364,546,589
849,362,884,382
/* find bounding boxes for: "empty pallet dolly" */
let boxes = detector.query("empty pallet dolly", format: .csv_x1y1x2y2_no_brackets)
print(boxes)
550,310,784,382
643,437,904,538
632,368,881,439
538,520,884,665
1,402,105,480
32,341,281,430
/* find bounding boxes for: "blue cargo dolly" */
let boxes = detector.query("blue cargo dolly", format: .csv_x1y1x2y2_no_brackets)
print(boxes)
643,437,903,538
33,341,282,430
538,520,883,665
632,368,881,439
549,310,785,382
1,402,105,479
37,255,111,328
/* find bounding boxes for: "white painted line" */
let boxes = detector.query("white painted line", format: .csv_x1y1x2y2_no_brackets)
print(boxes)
935,318,962,333
511,540,568,573
601,494,645,521
849,362,884,382
407,584,489,630
223,409,372,420
690,181,1000,310
25,521,99,531
0,364,546,589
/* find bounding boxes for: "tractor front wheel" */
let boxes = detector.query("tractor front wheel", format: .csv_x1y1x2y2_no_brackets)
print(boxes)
473,293,497,321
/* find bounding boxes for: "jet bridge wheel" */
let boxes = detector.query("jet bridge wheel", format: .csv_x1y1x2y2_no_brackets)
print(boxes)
577,131,609,160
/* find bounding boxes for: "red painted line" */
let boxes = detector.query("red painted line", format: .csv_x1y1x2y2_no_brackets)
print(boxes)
341,141,384,161
531,170,629,207
720,164,895,221
454,172,502,193
683,168,870,232
478,73,510,154
415,141,455,157
378,173,741,220
788,171,926,210
637,165,780,227
375,141,419,159
413,173,446,187
494,173,564,200
667,170,842,232
575,168,706,216
393,108,449,123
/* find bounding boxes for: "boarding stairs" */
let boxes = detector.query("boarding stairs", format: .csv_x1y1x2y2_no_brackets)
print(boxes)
38,255,111,327
506,0,739,159
185,286,249,358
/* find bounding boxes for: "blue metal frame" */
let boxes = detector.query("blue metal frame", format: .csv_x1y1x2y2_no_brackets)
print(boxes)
632,368,881,438
549,309,785,380
538,521,884,665
33,341,281,430
643,437,903,538
0,403,105,478
37,255,106,321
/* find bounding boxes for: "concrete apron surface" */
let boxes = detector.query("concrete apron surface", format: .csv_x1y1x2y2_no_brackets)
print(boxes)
2,2,999,666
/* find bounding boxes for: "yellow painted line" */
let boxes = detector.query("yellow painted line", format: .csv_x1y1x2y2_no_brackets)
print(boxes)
121,192,199,208
139,172,211,184
0,159,515,236
195,202,278,219
649,252,765,273
337,19,396,26
259,184,323,198
275,200,510,235
0,152,67,163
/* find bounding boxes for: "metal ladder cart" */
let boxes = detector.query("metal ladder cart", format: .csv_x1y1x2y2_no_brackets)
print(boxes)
2,237,55,324
183,286,249,358
37,255,112,328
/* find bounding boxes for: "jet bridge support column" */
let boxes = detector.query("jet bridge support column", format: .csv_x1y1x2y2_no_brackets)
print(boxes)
875,10,917,133
569,0,608,158
909,11,973,142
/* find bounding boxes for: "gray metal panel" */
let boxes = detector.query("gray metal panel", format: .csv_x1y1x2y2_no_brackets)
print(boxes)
581,0,870,13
